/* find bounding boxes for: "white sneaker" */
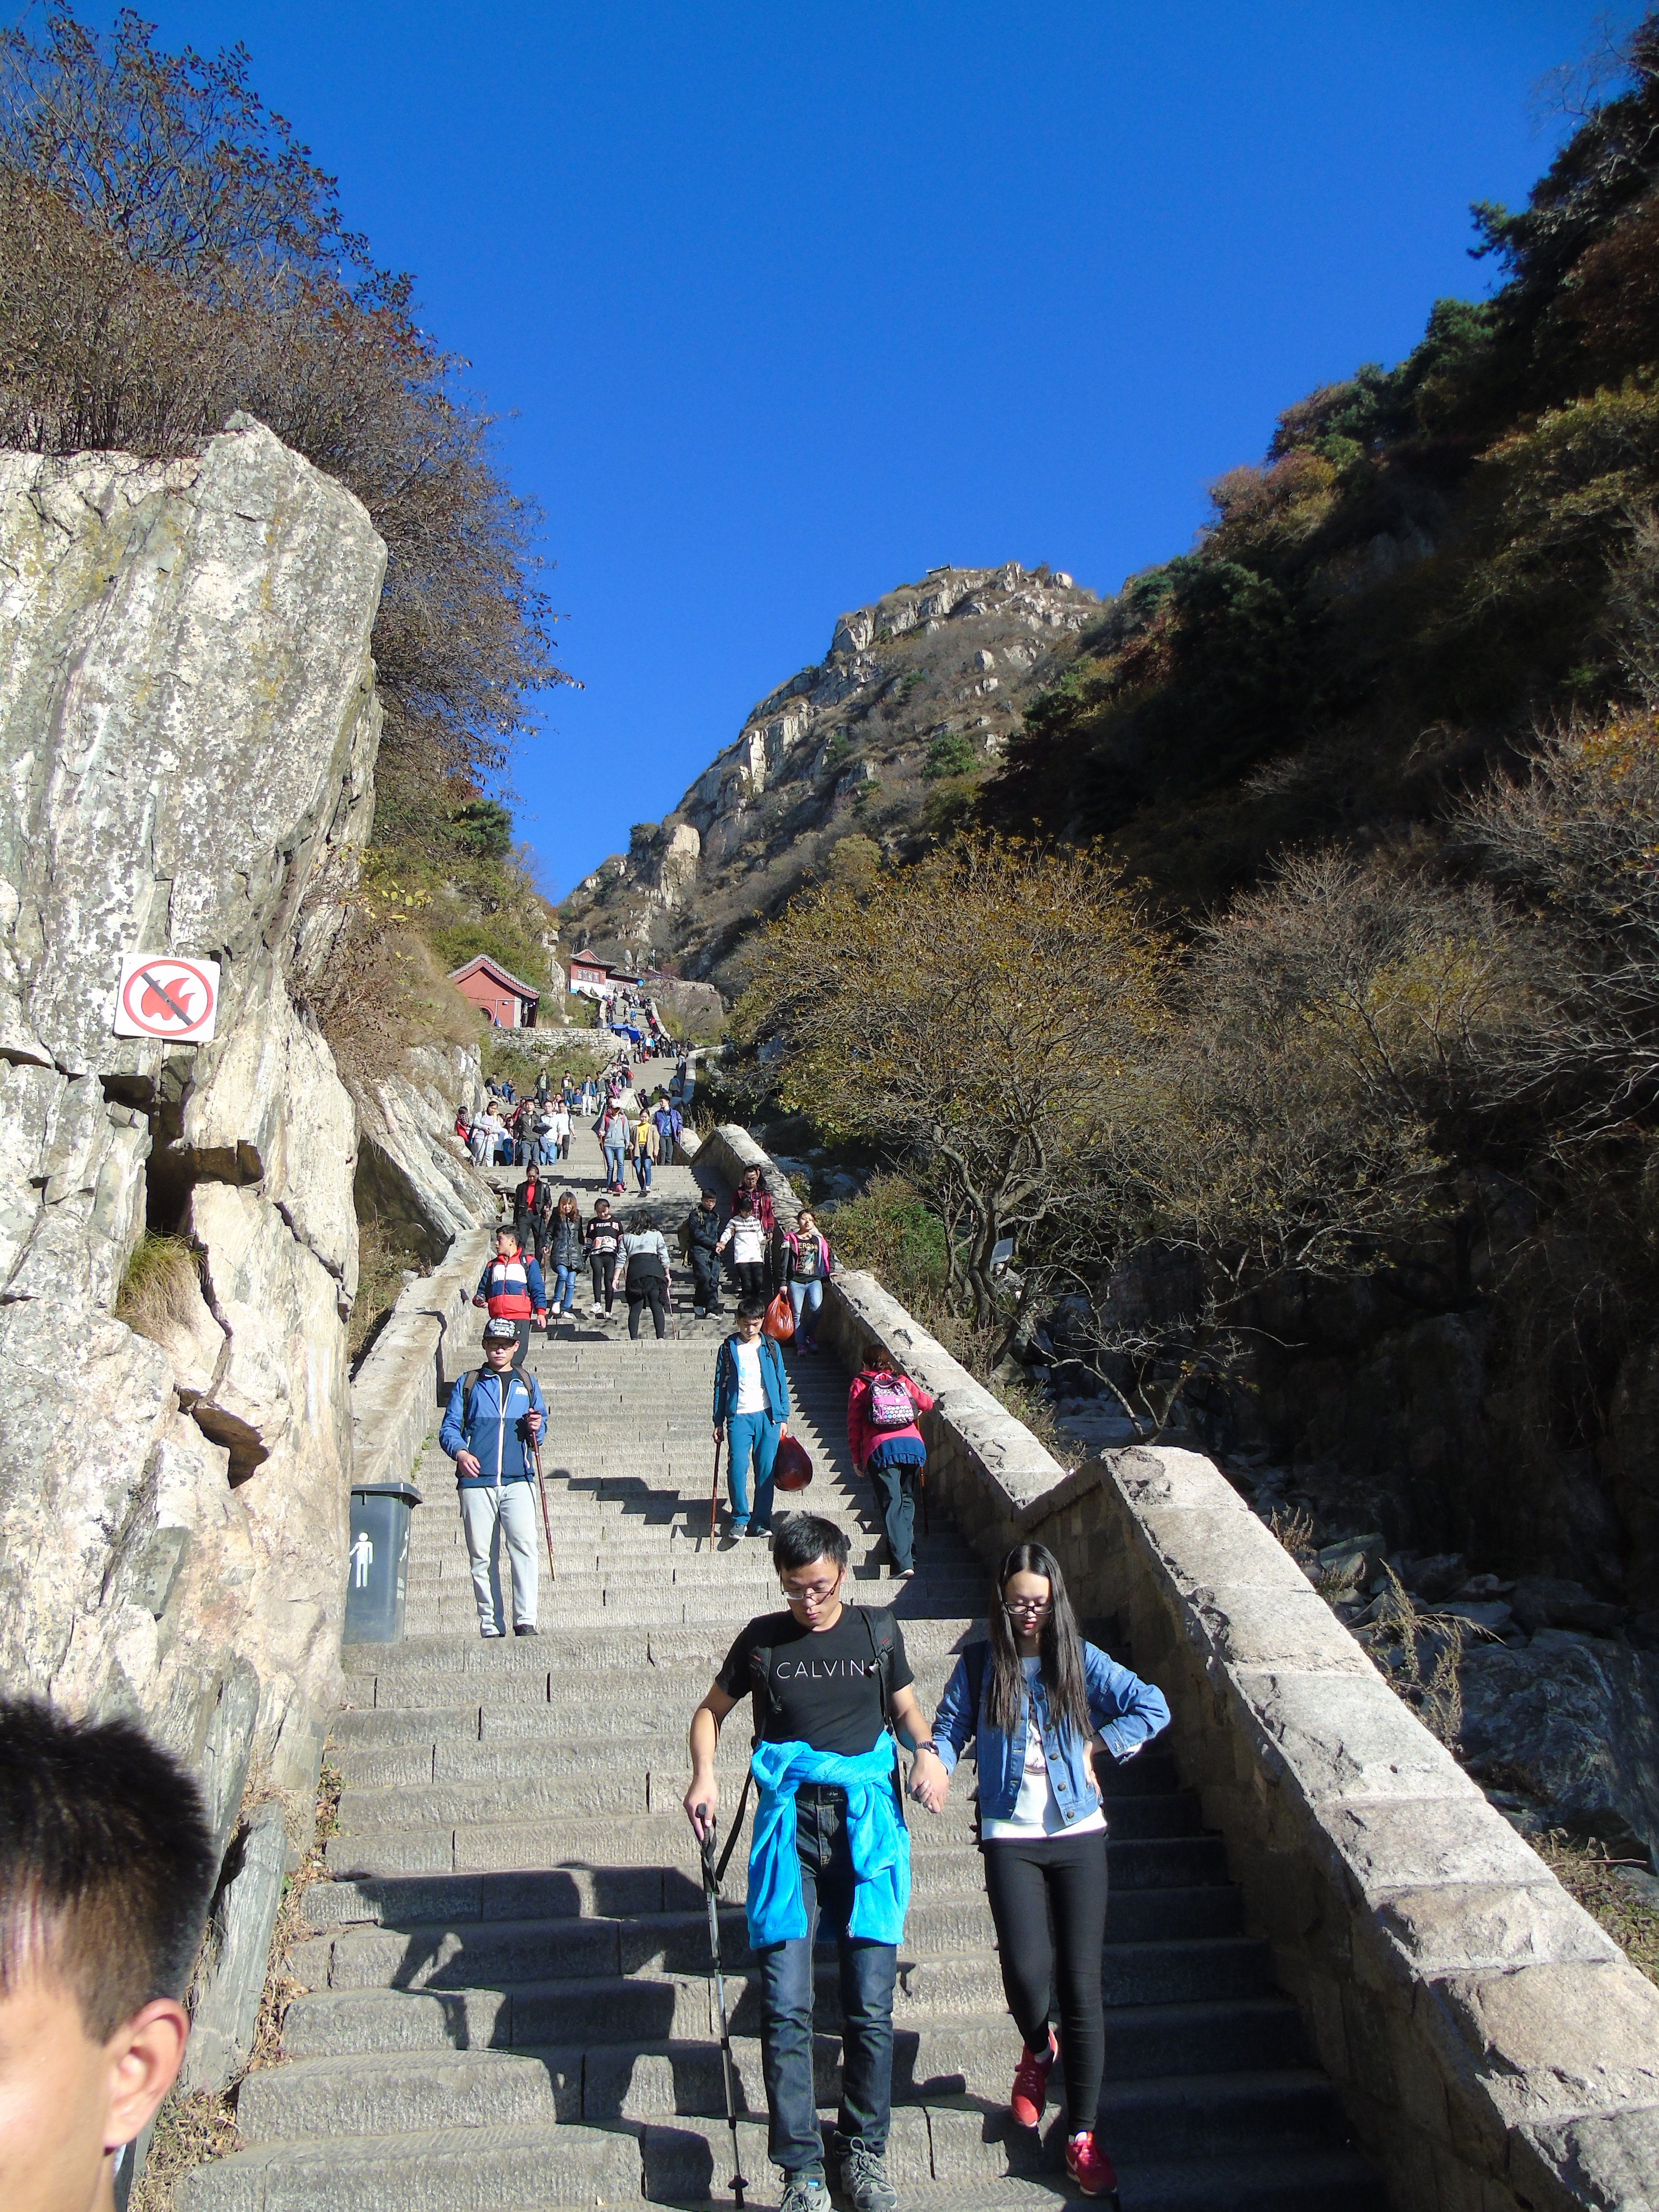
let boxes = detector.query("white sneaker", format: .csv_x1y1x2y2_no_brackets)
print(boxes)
589,1302,603,1316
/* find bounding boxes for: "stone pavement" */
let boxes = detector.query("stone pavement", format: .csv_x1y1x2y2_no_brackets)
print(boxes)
184,1063,1384,2210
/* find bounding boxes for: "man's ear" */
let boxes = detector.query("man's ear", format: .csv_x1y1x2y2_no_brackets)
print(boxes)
103,1999,189,2153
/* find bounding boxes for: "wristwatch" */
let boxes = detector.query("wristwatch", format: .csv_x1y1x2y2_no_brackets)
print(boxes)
912,1741,941,1756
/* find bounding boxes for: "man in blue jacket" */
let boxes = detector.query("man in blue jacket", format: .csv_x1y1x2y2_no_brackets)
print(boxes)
711,1300,790,1540
439,1317,547,1638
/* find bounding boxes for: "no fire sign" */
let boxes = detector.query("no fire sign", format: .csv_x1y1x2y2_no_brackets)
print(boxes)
112,954,221,1043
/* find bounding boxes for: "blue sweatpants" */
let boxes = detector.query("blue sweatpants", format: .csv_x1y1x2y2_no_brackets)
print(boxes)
727,1412,781,1531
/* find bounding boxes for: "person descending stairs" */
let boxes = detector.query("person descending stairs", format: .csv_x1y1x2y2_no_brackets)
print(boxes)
182,1057,1385,2212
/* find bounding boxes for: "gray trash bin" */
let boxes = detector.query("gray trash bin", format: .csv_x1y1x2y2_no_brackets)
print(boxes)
344,1480,422,1643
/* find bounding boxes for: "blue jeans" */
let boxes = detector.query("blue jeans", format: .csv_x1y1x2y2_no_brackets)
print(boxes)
551,1263,577,1311
787,1278,823,1342
757,1782,897,2177
868,1445,924,1573
603,1144,627,1186
635,1152,653,1191
726,1411,779,1530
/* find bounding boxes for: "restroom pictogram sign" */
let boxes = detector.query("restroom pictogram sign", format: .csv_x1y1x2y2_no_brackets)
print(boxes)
113,954,221,1042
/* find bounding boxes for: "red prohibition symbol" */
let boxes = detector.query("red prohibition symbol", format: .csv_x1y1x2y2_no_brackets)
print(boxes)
116,957,219,1039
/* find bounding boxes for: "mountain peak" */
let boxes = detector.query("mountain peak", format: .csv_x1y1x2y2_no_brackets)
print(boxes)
560,561,1098,988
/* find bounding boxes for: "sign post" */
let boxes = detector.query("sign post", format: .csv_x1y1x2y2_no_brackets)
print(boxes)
112,954,221,1043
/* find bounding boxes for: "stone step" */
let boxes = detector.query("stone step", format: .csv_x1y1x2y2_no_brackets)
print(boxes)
174,2117,638,2212
329,1732,1184,1799
636,2107,1379,2205
332,1767,1202,1838
343,1617,979,1677
279,1938,1276,2063
288,1887,1249,1993
324,1803,1228,1887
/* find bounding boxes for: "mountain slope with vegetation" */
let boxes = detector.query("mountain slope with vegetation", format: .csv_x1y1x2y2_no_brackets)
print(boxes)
729,21,1659,1847
557,562,1099,991
988,22,1659,909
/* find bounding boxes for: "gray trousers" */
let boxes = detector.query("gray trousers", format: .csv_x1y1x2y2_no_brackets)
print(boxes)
460,1480,538,1634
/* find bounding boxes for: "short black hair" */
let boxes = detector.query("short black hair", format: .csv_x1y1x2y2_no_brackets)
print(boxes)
773,1515,850,1575
735,1299,768,1323
0,1698,217,2041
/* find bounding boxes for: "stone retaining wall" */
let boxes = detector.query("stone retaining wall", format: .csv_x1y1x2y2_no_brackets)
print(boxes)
705,1125,1659,2212
350,1225,494,1499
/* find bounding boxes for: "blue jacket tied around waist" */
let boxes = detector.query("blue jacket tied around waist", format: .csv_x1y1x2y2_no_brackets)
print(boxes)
745,1739,911,1948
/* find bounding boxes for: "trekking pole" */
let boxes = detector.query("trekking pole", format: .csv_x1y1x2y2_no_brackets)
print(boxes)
699,1820,748,2209
707,1431,723,1549
532,1438,556,1585
922,1462,930,1539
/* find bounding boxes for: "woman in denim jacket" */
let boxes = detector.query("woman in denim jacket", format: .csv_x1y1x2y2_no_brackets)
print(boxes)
909,1543,1169,2203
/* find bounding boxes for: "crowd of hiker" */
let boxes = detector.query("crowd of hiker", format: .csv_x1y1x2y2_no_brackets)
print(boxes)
446,1053,1175,2206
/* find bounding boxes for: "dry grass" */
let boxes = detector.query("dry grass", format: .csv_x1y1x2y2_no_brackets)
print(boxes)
1534,1831,1659,1987
116,1231,201,1344
349,1215,425,1367
313,922,482,1087
130,1760,342,2211
129,2090,239,2210
1364,1567,1470,1748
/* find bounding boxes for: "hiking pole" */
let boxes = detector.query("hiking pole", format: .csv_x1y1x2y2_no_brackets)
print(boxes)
707,1431,723,1549
532,1438,556,1585
699,1820,748,2209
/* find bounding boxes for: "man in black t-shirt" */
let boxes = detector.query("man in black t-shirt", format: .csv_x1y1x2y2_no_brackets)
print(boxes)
686,1516,930,2212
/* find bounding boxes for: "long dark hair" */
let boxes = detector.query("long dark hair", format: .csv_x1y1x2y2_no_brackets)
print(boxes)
985,1542,1090,1744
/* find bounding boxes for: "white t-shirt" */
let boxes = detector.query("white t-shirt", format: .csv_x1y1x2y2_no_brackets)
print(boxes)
731,1337,767,1415
720,1216,767,1265
981,1658,1107,1841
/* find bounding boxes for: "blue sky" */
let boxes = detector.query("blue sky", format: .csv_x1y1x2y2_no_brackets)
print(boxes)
130,2,1632,898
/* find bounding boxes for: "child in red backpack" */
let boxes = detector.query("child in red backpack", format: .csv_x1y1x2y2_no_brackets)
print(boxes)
848,1345,934,1579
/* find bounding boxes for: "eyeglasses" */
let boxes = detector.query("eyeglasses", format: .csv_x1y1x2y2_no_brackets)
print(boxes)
1003,1598,1052,1618
782,1578,841,1606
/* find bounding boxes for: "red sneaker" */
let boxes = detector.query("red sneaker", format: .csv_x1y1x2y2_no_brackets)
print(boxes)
1009,2030,1057,2128
1066,2131,1120,2200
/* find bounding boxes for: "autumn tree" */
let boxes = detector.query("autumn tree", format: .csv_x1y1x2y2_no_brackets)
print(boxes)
0,5,567,801
733,836,1171,1328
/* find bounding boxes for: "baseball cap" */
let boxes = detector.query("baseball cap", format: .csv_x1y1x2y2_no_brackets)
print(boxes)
482,1317,519,1343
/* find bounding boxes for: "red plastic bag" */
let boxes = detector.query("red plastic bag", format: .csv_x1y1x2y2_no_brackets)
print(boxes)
763,1291,795,1341
774,1435,814,1490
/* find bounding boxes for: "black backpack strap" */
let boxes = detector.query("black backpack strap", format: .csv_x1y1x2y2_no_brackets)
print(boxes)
715,1636,775,1885
860,1605,896,1719
463,1367,488,1431
714,1769,754,1885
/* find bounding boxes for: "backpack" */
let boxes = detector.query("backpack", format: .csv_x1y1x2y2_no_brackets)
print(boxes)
461,1367,530,1434
867,1373,915,1429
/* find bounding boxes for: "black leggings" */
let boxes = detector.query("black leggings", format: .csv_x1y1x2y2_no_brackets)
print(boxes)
628,1282,668,1339
589,1255,617,1310
982,1828,1108,2134
733,1259,767,1303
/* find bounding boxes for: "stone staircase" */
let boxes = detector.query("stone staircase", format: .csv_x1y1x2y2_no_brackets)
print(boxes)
185,1081,1385,2210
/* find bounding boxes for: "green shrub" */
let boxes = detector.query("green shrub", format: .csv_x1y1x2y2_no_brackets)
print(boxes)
924,730,977,780
823,1175,950,1315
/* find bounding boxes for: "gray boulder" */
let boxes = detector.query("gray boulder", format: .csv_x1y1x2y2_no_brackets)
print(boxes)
1460,1628,1659,1860
0,416,386,1804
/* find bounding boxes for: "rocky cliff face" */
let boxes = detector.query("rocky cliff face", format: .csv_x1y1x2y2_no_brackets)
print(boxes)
561,562,1098,988
0,416,386,1820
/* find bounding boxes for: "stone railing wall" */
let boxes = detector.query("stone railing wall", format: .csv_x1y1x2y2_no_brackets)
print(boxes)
349,1224,494,1497
702,1124,1659,2212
